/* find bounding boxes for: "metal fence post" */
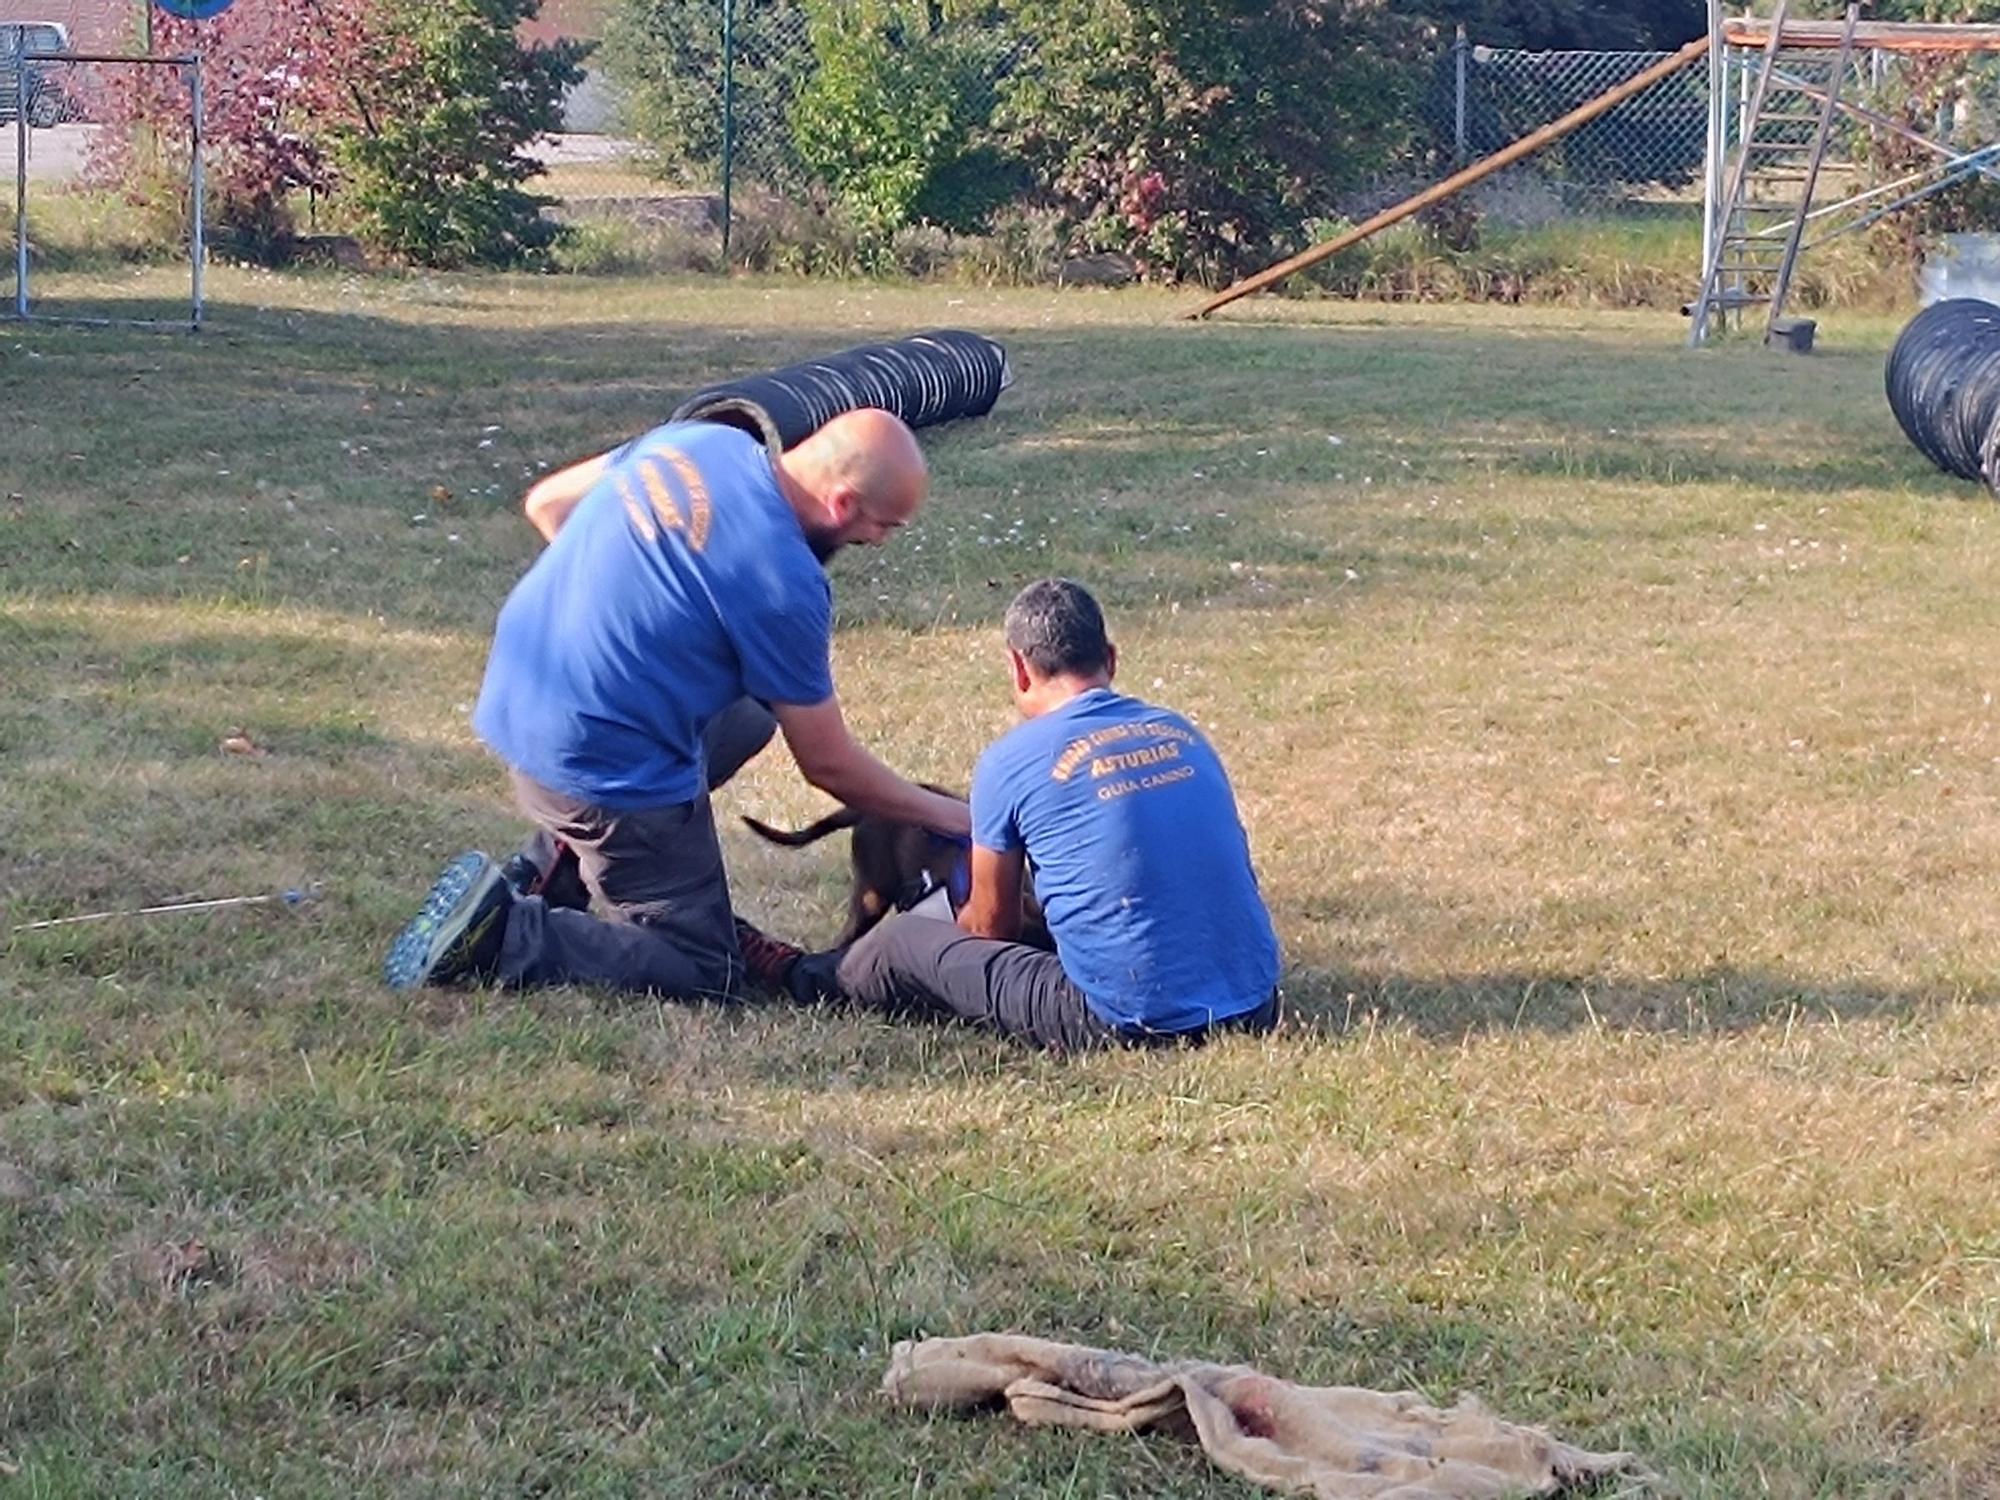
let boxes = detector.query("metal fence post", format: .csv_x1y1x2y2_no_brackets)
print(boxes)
720,0,735,262
188,58,203,330
1698,0,1725,345
1453,25,1469,165
1868,46,1885,161
14,46,26,319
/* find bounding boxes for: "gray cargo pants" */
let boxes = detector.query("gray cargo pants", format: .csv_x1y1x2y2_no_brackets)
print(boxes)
787,905,1281,1052
495,698,777,1001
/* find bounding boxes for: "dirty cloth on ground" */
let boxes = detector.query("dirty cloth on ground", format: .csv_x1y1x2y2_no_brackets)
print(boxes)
881,1333,1640,1500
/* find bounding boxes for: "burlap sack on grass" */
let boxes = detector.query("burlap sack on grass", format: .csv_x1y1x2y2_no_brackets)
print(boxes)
883,1333,1642,1500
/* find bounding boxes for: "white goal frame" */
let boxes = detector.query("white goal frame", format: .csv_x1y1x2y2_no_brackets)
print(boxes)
9,48,204,331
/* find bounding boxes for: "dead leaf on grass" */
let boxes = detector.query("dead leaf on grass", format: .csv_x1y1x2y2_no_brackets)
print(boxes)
429,484,454,506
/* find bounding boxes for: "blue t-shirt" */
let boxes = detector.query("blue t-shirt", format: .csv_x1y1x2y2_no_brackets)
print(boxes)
971,688,1281,1033
473,422,834,809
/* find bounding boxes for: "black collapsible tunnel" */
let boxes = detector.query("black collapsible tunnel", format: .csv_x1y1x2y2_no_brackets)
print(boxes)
1885,298,2000,495
670,329,1012,451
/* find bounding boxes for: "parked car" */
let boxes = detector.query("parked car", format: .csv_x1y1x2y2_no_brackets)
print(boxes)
0,22,72,129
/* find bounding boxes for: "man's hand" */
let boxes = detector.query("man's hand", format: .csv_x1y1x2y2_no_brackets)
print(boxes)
772,697,971,838
957,845,1024,941
523,451,612,543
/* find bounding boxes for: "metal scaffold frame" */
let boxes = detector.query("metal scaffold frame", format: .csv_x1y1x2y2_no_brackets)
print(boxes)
1691,1,2000,346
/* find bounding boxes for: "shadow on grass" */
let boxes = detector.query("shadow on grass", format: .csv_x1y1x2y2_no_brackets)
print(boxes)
683,958,1984,1098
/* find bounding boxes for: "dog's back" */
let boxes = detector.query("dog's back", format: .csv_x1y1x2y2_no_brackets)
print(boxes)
743,788,961,945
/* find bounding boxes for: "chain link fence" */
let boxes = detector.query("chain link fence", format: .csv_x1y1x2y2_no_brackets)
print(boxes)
1411,39,1996,226
553,20,1728,256
550,0,1025,264
1432,39,1714,218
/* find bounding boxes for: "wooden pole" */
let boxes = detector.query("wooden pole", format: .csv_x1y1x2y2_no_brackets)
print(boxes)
1185,34,1709,321
1723,18,2000,53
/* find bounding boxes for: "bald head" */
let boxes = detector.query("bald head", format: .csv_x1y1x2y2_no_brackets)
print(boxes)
816,408,928,510
776,407,928,558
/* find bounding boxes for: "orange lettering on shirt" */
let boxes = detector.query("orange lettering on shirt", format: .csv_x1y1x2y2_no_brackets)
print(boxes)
661,448,712,551
636,457,686,536
617,474,656,542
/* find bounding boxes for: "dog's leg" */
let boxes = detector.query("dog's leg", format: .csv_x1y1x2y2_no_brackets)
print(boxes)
838,887,888,947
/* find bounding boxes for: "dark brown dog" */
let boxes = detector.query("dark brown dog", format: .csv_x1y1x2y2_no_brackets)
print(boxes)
742,793,1050,949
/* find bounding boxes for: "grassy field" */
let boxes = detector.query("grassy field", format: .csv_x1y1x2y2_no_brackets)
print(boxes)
3,268,1998,1497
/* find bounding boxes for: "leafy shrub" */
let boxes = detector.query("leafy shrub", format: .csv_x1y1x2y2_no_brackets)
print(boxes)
334,0,587,268
88,0,365,263
994,0,1422,284
788,0,1019,248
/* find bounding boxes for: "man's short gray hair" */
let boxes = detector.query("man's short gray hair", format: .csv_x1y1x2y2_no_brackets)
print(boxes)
1004,578,1109,677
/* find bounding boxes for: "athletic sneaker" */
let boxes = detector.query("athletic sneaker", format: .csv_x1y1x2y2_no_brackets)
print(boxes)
383,851,512,990
733,916,804,990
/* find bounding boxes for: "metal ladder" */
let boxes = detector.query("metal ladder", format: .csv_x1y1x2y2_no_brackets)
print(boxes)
1689,1,1860,345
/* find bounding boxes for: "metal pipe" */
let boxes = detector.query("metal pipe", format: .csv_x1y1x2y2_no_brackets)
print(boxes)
13,45,25,319
1454,26,1468,166
1808,150,2000,248
1758,142,2000,240
720,0,734,262
23,50,196,64
189,58,203,330
1696,0,1726,345
1771,63,2000,184
11,886,318,934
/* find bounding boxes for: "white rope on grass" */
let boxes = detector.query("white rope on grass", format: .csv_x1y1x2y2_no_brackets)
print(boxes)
9,885,320,934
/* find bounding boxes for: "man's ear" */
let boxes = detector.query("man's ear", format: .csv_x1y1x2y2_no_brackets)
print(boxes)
824,482,860,528
1008,647,1033,694
1103,642,1118,682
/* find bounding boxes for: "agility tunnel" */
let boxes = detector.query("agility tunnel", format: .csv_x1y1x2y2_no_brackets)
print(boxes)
671,329,1011,451
1886,298,2000,495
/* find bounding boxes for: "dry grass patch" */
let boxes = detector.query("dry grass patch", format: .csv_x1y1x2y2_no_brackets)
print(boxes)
3,270,1997,1496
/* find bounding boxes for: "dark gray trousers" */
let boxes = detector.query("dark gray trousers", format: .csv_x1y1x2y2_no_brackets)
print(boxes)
496,698,777,1000
789,910,1281,1052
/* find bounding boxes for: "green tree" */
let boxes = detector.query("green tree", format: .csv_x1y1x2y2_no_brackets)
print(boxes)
997,0,1421,283
789,0,1019,246
337,0,587,268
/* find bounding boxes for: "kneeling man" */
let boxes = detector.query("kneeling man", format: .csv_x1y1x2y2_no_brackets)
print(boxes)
381,408,968,1000
741,578,1281,1049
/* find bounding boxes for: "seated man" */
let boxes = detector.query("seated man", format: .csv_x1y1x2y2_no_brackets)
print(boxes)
382,407,970,999
742,578,1282,1050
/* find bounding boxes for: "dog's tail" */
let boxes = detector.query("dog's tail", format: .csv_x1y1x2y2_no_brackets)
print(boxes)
740,809,861,847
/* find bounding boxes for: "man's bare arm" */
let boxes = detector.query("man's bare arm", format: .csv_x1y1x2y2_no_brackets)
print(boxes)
523,452,612,543
956,845,1024,941
772,697,971,838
